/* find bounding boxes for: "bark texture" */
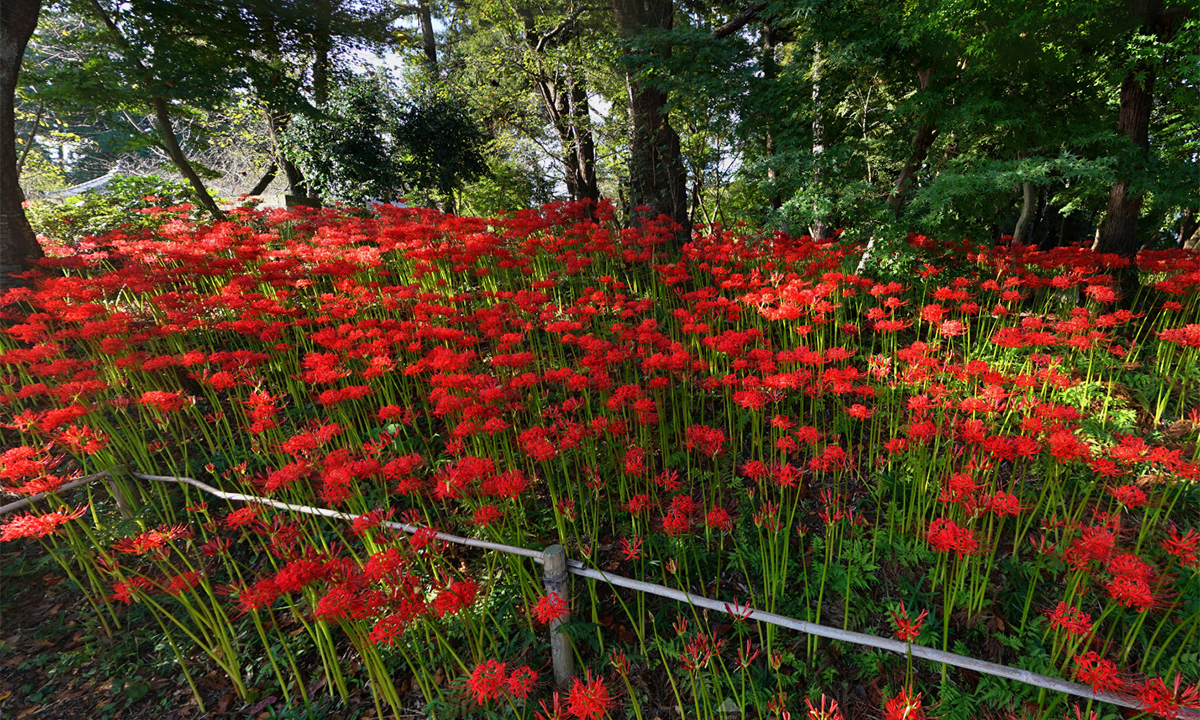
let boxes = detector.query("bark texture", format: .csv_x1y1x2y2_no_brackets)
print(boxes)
1013,181,1035,244
1,0,44,293
613,0,687,232
1095,63,1155,257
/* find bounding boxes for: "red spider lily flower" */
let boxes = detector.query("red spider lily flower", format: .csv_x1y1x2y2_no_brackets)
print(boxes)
433,579,478,618
1109,484,1149,508
112,524,192,555
608,649,631,676
110,576,155,604
706,507,733,532
656,469,681,491
223,506,262,531
1073,651,1124,693
684,424,726,457
533,592,569,624
1064,525,1115,570
467,659,508,705
1046,602,1092,636
537,692,567,720
620,535,643,561
138,390,191,413
883,687,925,720
1107,574,1156,612
556,498,577,522
805,695,844,720
507,665,538,700
1064,704,1097,720
890,601,928,641
472,505,503,527
164,570,203,596
736,638,760,669
1163,526,1200,568
926,518,978,559
567,671,612,720
1137,674,1200,719
767,692,789,719
351,507,395,536
1,504,88,542
846,403,873,420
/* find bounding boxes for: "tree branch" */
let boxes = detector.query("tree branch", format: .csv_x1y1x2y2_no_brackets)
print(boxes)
713,3,766,40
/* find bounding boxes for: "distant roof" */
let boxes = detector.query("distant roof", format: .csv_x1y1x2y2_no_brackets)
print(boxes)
45,170,120,199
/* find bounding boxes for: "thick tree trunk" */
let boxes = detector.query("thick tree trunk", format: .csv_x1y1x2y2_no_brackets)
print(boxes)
265,108,306,196
1,0,44,293
613,0,687,233
886,122,937,217
417,0,438,71
1013,181,1035,244
569,76,598,203
151,96,224,219
1095,63,1155,258
809,42,830,240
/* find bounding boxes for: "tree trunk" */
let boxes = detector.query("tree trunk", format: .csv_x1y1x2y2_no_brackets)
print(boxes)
886,122,937,217
809,42,830,240
1012,181,1035,244
247,163,277,196
569,76,598,203
761,24,780,211
417,0,438,72
885,68,937,218
312,0,332,108
265,107,306,196
151,96,224,219
1095,63,1155,258
613,0,687,234
1181,208,1198,250
1,0,44,293
15,102,42,175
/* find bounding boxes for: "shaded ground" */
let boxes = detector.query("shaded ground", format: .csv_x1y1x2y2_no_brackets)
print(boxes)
0,541,387,720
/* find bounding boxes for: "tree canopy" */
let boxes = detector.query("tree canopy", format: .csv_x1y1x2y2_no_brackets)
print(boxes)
4,0,1198,286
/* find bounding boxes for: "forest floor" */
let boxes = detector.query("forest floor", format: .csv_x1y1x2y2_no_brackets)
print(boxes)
0,541,393,720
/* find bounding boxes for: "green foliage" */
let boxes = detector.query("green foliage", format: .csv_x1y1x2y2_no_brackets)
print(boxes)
284,74,489,207
26,175,198,244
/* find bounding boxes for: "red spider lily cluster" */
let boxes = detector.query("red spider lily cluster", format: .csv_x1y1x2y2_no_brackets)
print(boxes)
2,198,1199,718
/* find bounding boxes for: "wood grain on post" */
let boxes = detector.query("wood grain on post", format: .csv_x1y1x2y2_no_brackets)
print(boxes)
541,544,574,686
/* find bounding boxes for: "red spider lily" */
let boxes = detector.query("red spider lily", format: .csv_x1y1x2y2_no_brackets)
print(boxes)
1073,651,1124,693
471,505,503,527
883,687,925,720
1046,602,1092,636
533,592,569,624
890,602,928,641
1109,484,1149,508
608,649,631,676
467,659,508,705
620,535,643,561
1137,674,1200,719
566,671,611,720
537,692,567,720
805,694,844,720
111,524,192,555
706,507,733,532
1163,526,1200,568
0,504,88,542
926,518,978,559
432,579,478,617
507,665,538,700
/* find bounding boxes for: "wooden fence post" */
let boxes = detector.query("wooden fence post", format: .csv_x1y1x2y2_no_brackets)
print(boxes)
542,544,574,686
